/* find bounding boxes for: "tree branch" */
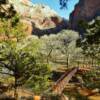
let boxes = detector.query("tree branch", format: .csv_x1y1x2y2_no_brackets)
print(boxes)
0,62,14,71
0,71,13,76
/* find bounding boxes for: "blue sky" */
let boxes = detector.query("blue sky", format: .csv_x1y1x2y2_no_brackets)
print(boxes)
31,0,79,19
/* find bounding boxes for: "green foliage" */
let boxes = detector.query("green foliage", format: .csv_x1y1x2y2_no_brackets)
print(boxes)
75,93,88,100
81,70,100,89
0,14,27,41
78,20,89,31
80,17,100,63
25,64,51,94
87,81,100,89
0,40,34,85
0,4,51,96
11,14,20,26
78,17,100,44
39,30,81,67
86,17,100,44
65,90,88,100
76,18,100,91
0,37,51,97
82,71,96,82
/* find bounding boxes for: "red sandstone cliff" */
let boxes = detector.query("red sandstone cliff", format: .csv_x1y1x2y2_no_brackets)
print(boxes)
69,0,100,31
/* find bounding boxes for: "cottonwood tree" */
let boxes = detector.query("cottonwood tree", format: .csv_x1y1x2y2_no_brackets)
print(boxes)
39,34,60,64
39,30,80,67
55,30,79,67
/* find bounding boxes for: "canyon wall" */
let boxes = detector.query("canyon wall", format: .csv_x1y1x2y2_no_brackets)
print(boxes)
69,0,100,31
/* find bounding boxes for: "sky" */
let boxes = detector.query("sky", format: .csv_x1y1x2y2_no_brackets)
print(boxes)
31,0,79,19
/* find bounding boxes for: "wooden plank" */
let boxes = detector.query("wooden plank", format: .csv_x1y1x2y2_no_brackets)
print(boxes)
52,67,78,94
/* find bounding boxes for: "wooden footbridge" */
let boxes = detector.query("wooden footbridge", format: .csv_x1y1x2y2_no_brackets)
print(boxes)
51,66,92,95
40,67,92,100
52,67,78,94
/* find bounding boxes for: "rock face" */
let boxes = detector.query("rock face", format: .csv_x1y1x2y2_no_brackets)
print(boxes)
69,0,100,31
8,0,68,36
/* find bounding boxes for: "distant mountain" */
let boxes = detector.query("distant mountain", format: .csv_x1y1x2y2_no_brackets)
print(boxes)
8,0,68,36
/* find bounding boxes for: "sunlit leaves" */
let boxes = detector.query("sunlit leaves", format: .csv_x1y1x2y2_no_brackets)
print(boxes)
38,30,80,67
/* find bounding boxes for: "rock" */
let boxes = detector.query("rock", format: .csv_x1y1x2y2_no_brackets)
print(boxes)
8,0,68,36
69,0,100,32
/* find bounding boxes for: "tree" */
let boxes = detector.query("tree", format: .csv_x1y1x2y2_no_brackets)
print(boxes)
39,34,59,64
0,12,51,99
0,40,34,99
85,17,100,45
81,17,100,66
39,30,80,68
0,36,51,99
25,63,51,95
56,30,79,67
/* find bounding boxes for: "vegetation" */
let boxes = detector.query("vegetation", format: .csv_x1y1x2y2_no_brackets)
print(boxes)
77,17,100,91
79,17,100,66
0,9,51,99
0,0,100,99
39,30,81,67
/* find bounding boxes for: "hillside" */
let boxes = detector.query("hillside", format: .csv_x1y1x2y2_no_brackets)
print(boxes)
8,0,68,36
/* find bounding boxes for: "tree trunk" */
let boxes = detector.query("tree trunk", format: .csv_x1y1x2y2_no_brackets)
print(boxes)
77,61,79,67
14,78,18,100
66,54,69,68
66,57,69,68
83,57,85,67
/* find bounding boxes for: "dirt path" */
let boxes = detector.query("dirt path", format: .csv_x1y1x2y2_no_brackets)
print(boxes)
89,95,100,100
5,88,41,100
